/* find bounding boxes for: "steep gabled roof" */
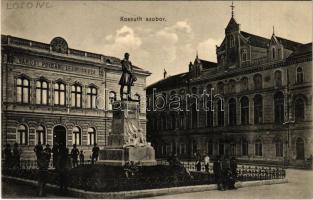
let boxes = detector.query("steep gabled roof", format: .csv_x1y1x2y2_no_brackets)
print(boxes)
199,59,217,69
287,43,312,59
240,31,302,50
146,72,188,91
240,31,270,48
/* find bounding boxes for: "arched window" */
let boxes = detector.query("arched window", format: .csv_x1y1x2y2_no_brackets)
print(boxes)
71,84,82,108
253,74,262,90
296,67,304,83
274,92,284,124
87,86,97,109
240,77,248,91
16,77,30,104
274,70,282,87
217,82,224,94
109,91,116,110
241,49,248,61
241,96,249,125
36,79,49,105
275,139,283,157
191,87,197,94
206,101,213,127
217,99,224,127
272,47,276,59
191,104,198,129
255,139,262,156
17,125,28,145
254,94,263,124
228,80,236,93
295,98,305,122
87,127,96,145
54,81,66,106
241,138,248,156
72,126,81,145
229,98,236,126
36,125,46,145
296,138,305,160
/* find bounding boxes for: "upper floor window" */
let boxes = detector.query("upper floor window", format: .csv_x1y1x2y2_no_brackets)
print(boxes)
274,70,282,87
72,126,81,145
272,47,276,59
295,98,305,122
36,79,49,105
87,127,96,145
274,92,284,124
241,49,248,61
36,125,46,145
254,94,263,124
296,67,304,83
229,98,236,126
54,81,66,106
71,84,82,108
253,74,262,90
228,80,236,93
217,82,224,94
206,101,213,127
87,86,97,109
241,96,249,125
17,124,28,145
217,99,224,127
16,77,30,104
240,77,248,91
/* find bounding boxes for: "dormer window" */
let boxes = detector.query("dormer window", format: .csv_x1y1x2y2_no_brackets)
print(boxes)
241,49,247,61
296,66,304,83
272,47,276,59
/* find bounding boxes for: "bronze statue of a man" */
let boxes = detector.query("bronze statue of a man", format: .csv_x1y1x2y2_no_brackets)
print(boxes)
119,52,137,100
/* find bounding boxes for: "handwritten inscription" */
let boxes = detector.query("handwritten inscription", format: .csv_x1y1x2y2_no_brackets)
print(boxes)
14,56,97,76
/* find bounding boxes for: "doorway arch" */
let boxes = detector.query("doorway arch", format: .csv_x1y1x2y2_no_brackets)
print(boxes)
53,125,66,146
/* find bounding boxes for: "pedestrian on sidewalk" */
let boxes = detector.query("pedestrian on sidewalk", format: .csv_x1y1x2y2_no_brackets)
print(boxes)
4,144,12,169
213,156,224,191
79,150,84,165
44,144,52,162
229,156,238,189
91,143,99,164
204,153,210,174
13,143,22,169
36,148,50,197
52,143,59,168
71,144,79,167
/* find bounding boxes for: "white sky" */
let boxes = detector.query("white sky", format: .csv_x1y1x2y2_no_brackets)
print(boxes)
1,1,312,85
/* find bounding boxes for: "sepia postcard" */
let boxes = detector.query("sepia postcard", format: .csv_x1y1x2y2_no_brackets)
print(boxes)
1,0,312,199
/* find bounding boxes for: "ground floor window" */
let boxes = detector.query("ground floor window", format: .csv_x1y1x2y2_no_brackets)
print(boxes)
219,143,224,155
275,140,284,157
255,139,262,156
296,138,305,160
242,139,248,156
230,143,236,156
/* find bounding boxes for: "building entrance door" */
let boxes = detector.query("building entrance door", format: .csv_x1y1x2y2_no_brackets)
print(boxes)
53,125,66,146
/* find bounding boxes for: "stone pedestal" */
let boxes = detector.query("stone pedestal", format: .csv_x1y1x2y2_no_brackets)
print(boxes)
98,101,156,166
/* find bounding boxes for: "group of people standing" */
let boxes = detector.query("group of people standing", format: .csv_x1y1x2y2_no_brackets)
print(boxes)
213,156,238,191
3,143,22,169
33,142,100,196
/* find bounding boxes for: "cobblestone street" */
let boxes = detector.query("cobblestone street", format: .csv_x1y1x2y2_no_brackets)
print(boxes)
149,169,313,199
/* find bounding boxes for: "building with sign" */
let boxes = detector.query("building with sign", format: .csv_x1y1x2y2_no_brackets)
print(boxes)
1,35,150,159
146,12,312,167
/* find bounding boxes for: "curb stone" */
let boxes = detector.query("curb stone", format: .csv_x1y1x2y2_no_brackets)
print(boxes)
2,176,288,198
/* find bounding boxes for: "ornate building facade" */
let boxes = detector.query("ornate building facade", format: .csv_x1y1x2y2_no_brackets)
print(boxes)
1,35,150,159
146,14,312,167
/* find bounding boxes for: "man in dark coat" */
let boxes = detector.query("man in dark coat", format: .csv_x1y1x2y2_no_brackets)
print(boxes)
229,157,238,189
44,144,52,162
91,143,100,164
119,52,137,100
13,143,22,168
37,148,50,197
213,156,224,191
71,144,79,167
52,143,59,168
34,142,43,157
4,144,12,168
